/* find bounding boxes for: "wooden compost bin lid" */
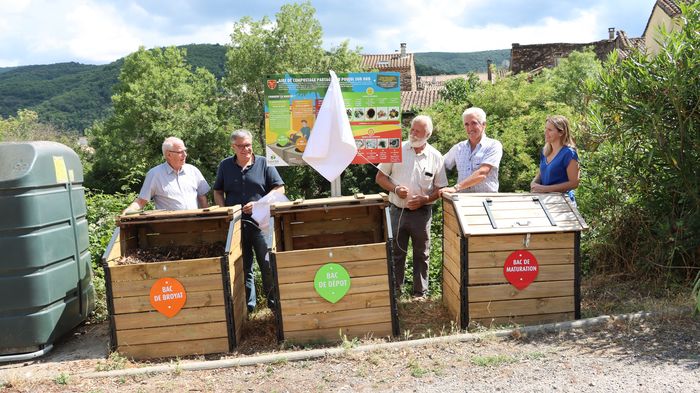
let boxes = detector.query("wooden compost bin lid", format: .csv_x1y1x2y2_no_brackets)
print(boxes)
270,193,388,215
443,192,587,236
116,205,241,227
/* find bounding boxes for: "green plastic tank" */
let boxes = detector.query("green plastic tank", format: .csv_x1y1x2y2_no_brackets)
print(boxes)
0,141,95,361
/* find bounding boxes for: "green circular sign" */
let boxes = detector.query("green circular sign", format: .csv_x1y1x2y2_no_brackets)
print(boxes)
277,134,289,146
314,263,351,304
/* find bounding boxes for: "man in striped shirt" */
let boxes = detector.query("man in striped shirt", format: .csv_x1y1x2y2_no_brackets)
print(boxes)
441,107,503,194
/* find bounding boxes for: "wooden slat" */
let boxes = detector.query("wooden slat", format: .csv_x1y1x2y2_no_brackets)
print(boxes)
290,205,372,222
443,252,461,287
469,296,574,319
137,231,227,247
443,210,461,235
454,194,567,207
443,230,461,261
283,322,393,343
442,283,461,325
111,274,223,297
108,257,222,281
118,206,237,224
460,201,572,214
271,194,386,212
103,229,122,262
292,231,376,249
468,233,574,252
112,290,225,314
465,216,579,229
288,215,377,237
279,275,388,300
470,312,575,327
442,265,461,302
136,219,228,235
116,321,228,346
283,306,391,332
275,243,386,268
468,249,574,268
117,337,229,360
465,224,584,236
277,259,387,285
468,264,574,285
281,291,391,315
468,280,574,302
114,306,227,330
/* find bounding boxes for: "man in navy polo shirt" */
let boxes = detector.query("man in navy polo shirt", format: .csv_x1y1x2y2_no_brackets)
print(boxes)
213,129,285,313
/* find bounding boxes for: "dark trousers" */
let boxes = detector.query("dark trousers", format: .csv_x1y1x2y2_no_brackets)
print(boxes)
390,204,432,296
241,221,275,312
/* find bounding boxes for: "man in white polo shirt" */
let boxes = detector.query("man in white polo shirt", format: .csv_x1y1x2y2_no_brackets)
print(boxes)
376,115,448,298
123,136,210,213
441,107,503,194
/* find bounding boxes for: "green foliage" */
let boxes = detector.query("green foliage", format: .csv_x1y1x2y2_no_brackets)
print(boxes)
87,46,228,193
0,109,82,151
414,50,511,75
580,2,700,278
439,74,480,104
223,1,361,143
85,190,135,322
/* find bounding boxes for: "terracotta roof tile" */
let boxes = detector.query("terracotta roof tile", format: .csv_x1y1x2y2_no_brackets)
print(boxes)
361,53,413,70
658,0,682,16
401,90,442,112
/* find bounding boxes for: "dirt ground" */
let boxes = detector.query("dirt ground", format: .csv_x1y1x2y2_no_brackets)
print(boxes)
1,275,698,392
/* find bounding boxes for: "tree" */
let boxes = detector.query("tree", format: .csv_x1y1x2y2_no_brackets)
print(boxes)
439,73,480,104
222,1,363,199
87,46,227,193
580,2,699,278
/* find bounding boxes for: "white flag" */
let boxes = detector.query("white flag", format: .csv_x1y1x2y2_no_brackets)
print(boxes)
302,70,357,182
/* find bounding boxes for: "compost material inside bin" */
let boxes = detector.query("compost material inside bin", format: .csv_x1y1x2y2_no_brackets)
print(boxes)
115,242,226,265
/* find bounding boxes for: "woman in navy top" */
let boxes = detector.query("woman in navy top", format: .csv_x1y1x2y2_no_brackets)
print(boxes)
530,115,580,203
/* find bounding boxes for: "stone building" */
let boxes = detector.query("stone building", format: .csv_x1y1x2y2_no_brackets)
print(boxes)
510,29,644,74
361,43,417,91
643,0,684,55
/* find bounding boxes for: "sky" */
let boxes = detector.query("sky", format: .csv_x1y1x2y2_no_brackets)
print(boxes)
0,0,658,67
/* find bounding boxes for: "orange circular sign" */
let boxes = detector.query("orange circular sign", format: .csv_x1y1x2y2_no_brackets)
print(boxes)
149,277,187,318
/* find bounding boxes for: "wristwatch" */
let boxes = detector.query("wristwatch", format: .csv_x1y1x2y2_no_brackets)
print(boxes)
453,183,461,192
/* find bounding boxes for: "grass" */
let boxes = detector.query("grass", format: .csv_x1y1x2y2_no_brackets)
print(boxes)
470,354,517,367
54,372,70,385
95,351,128,371
407,358,429,378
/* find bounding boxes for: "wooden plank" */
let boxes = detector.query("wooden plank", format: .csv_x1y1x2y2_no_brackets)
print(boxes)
277,259,388,285
290,205,372,222
443,230,461,261
468,264,574,285
112,290,225,314
111,273,223,298
114,306,227,330
465,224,584,236
136,219,228,235
271,194,386,212
117,337,229,360
469,296,574,319
465,215,579,228
460,201,572,215
442,266,461,304
371,209,384,243
118,206,236,224
279,275,388,301
138,231,228,247
443,253,461,287
468,233,574,252
283,306,392,332
443,210,461,235
288,215,378,237
292,231,376,250
442,282,461,325
284,322,393,343
468,280,574,302
454,194,567,208
116,321,228,346
468,249,574,268
108,257,222,281
281,291,391,315
283,216,294,251
103,228,122,263
470,312,575,327
275,243,386,268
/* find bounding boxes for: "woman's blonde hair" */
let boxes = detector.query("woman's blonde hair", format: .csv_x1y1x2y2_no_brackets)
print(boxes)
543,115,576,156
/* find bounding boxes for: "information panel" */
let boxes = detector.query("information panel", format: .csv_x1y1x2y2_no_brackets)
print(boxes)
264,72,402,166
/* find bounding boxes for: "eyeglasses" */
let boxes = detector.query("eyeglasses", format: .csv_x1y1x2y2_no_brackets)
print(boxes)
168,149,187,155
234,143,252,149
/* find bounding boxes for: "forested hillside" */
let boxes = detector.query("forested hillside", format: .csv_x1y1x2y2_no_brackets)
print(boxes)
0,44,506,132
414,49,510,75
0,44,227,132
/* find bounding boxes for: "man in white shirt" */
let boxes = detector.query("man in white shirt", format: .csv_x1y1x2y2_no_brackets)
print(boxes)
376,115,448,298
441,107,503,194
123,136,210,213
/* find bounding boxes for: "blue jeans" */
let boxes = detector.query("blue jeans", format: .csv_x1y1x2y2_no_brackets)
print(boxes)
241,220,275,312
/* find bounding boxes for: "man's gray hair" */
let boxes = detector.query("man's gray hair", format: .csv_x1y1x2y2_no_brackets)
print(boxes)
162,136,185,157
462,107,487,124
412,115,434,138
230,129,253,142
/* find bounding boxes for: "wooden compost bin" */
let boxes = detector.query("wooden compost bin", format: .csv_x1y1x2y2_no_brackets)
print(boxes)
269,194,399,343
442,193,587,329
102,206,245,359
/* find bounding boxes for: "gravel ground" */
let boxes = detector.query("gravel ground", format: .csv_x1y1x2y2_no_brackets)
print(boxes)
1,312,698,392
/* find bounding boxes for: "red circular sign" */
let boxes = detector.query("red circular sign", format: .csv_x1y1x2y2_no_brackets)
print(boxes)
503,250,539,290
